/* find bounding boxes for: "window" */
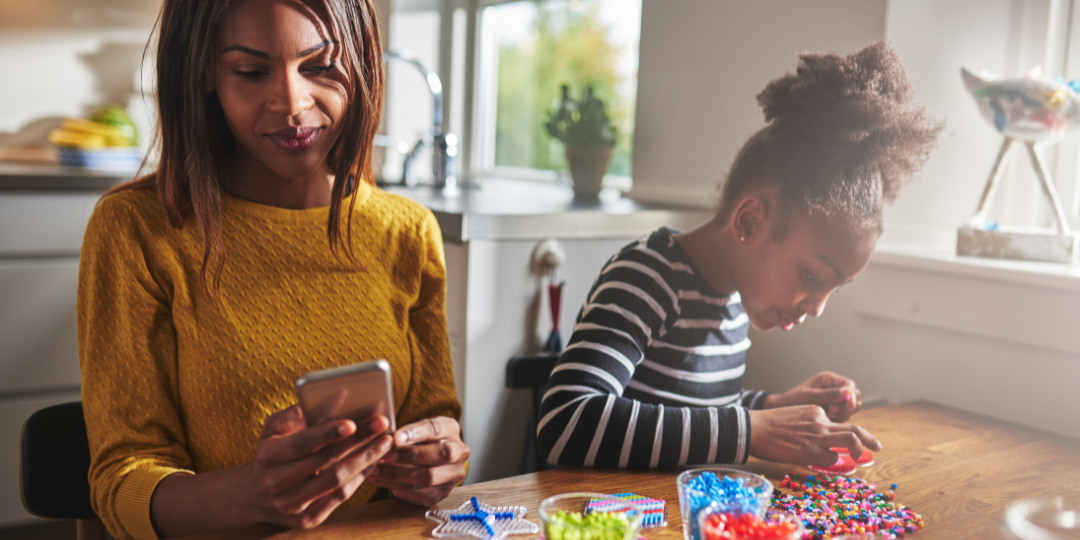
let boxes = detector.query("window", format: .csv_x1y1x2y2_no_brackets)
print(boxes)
383,0,642,188
991,0,1080,233
475,0,641,184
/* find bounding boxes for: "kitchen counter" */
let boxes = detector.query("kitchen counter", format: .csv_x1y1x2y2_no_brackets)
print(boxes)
0,163,135,191
383,180,710,241
0,166,711,240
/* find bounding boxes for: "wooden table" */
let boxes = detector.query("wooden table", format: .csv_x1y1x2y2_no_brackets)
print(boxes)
181,401,1080,540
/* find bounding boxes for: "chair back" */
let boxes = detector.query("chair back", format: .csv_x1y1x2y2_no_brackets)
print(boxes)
20,401,97,520
505,354,559,474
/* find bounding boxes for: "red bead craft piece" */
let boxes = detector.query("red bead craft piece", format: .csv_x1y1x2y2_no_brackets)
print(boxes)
807,453,857,476
774,472,923,540
831,447,875,466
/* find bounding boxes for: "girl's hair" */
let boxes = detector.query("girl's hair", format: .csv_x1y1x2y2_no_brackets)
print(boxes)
107,0,384,291
716,41,942,237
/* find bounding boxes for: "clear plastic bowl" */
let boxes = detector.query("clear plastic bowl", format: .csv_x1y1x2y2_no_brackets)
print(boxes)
539,492,644,540
1003,498,1080,540
677,467,774,540
699,507,804,540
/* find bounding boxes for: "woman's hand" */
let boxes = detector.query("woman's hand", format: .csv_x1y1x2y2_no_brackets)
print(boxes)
764,371,862,422
748,405,882,467
238,405,393,529
368,416,469,507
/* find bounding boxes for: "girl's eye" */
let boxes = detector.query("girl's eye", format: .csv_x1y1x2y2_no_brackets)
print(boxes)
231,69,267,80
803,269,820,287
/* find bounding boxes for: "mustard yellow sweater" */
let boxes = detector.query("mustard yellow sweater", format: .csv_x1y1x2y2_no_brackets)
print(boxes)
77,181,461,540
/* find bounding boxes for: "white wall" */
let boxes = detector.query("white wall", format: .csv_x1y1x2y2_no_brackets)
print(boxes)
0,1,157,146
743,248,1080,440
883,0,1068,231
630,0,888,207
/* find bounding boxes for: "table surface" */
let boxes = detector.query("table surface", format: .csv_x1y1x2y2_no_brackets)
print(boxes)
179,401,1080,540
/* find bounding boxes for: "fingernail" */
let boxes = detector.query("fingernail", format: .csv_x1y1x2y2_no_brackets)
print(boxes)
338,422,354,437
369,417,385,433
380,435,393,450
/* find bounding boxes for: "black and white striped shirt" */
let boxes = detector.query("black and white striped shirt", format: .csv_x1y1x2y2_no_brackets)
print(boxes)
537,228,768,468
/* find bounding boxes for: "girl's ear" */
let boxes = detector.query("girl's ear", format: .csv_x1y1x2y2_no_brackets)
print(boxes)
731,193,770,244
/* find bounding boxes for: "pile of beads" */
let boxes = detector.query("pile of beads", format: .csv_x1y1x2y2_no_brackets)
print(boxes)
773,472,924,539
683,473,770,539
701,512,801,540
545,509,633,540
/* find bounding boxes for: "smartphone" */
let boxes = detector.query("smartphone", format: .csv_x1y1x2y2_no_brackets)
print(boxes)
295,359,396,432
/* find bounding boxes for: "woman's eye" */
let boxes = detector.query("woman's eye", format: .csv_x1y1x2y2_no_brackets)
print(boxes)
803,269,819,286
231,69,267,80
304,63,336,74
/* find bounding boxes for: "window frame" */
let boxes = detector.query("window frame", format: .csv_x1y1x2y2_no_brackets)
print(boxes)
392,0,637,188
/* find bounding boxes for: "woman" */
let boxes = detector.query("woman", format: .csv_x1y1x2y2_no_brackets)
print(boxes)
77,1,468,539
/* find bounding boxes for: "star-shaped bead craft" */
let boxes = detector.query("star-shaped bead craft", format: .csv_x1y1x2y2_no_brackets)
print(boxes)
426,496,540,540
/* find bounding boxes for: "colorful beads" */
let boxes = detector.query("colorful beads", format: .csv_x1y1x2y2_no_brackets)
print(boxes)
702,512,800,540
683,473,770,539
773,473,924,540
545,509,632,540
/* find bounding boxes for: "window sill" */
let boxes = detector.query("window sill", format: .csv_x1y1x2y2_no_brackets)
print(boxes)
873,224,1080,294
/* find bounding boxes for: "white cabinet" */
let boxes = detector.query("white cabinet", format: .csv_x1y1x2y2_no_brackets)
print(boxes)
0,260,82,394
448,238,636,484
0,192,98,528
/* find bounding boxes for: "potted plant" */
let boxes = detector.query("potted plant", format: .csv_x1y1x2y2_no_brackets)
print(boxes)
546,85,618,200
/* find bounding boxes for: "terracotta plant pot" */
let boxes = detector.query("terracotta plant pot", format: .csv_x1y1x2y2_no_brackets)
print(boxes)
564,145,613,200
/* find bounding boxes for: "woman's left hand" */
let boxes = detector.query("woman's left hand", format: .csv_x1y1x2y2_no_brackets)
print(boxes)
367,416,469,506
764,371,863,422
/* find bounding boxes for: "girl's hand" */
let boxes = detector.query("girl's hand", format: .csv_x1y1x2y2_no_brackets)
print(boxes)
239,405,393,529
748,405,882,467
368,416,469,507
764,371,862,422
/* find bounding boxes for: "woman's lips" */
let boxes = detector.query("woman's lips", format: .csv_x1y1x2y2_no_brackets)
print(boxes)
266,126,321,152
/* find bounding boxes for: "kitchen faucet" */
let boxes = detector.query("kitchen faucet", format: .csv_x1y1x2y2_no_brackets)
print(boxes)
383,50,457,189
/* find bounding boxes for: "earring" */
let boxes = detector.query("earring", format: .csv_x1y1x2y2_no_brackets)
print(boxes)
740,236,746,243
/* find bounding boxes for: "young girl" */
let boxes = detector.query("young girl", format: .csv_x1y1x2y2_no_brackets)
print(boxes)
78,1,467,539
538,42,940,470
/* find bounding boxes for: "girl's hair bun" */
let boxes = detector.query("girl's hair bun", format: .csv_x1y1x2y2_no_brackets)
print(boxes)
718,41,942,234
758,41,912,130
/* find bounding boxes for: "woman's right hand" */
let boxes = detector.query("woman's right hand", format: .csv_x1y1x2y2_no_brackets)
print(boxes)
239,405,393,529
747,405,882,467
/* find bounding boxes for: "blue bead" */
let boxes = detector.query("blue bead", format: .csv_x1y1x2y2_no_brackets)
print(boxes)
891,483,898,490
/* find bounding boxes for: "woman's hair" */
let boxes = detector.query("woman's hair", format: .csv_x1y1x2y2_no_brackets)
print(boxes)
108,0,384,291
716,41,942,238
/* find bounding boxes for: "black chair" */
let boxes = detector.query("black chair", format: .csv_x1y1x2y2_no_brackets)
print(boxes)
505,353,560,474
20,401,108,540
